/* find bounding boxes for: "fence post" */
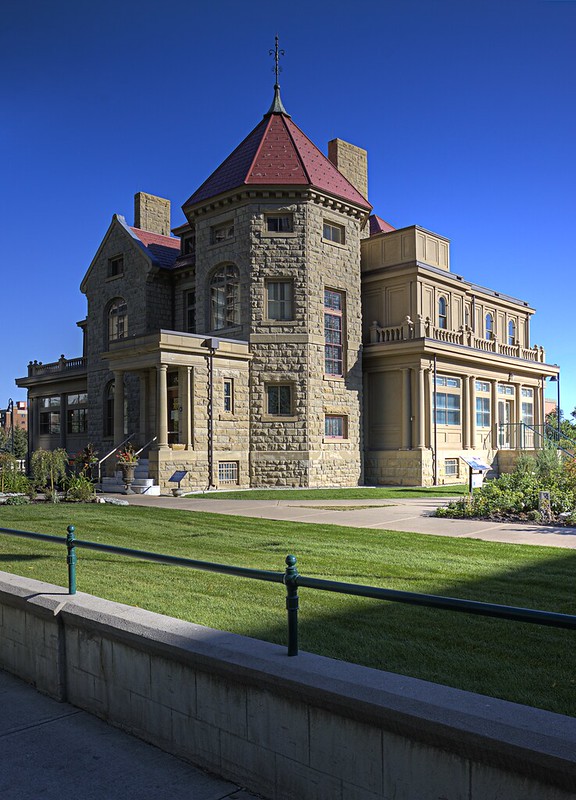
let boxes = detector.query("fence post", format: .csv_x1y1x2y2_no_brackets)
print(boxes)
284,554,299,656
66,525,77,595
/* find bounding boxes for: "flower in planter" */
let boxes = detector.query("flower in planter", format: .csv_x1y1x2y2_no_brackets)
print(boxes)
117,443,138,464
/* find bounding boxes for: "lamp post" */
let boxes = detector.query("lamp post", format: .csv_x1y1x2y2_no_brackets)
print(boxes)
6,398,14,454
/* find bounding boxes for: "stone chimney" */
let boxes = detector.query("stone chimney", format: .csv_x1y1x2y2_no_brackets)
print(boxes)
134,192,171,236
328,139,368,201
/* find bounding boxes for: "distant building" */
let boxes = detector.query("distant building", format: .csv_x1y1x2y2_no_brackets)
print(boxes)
0,401,27,433
16,84,559,490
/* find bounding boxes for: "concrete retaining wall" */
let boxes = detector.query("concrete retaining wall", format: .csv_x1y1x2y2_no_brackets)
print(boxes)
1,570,575,800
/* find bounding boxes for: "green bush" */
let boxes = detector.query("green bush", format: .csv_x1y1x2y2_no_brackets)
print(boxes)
31,449,68,502
0,452,31,494
4,495,31,505
435,450,576,522
66,474,96,502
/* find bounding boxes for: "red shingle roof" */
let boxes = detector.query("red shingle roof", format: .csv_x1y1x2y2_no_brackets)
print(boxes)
184,111,372,211
131,228,180,268
369,215,396,236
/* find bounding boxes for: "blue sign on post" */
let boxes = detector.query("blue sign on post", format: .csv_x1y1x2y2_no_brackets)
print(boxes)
169,470,188,484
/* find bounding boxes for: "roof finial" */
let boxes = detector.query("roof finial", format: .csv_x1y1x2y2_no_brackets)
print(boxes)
265,34,290,117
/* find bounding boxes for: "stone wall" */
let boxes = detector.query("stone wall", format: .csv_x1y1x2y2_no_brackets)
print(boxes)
365,448,434,486
1,571,575,800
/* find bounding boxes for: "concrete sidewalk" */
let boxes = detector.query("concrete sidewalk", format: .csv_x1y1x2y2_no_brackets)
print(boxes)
0,669,259,800
122,493,576,549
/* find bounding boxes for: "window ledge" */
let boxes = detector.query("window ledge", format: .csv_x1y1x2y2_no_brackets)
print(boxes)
323,374,346,382
321,238,347,250
261,231,298,239
323,437,350,444
261,415,299,423
105,274,124,282
208,238,236,249
263,319,298,326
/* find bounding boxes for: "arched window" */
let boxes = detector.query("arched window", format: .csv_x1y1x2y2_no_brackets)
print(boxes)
210,265,239,330
508,320,516,345
485,313,493,340
438,297,447,329
108,298,128,342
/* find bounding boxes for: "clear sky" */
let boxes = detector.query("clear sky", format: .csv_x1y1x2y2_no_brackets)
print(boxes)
2,0,574,415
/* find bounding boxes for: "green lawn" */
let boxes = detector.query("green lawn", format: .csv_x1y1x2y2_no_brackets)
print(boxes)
190,484,468,500
0,504,574,717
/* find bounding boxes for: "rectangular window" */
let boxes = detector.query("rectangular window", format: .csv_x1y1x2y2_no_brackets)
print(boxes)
210,221,234,244
521,388,534,398
435,393,461,426
522,402,534,426
266,280,294,321
223,379,233,413
266,384,292,416
39,396,61,435
476,396,491,428
323,221,345,244
325,415,347,439
67,408,88,434
475,381,490,393
498,384,514,396
182,233,195,256
108,255,124,277
266,214,293,233
218,461,239,485
324,289,344,376
185,289,196,333
445,458,459,477
436,376,461,388
67,392,88,406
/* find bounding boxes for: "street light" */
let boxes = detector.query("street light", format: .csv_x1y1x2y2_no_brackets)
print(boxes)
548,374,561,440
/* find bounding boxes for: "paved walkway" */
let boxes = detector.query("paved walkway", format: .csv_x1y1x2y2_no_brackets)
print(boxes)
122,493,576,549
0,668,259,800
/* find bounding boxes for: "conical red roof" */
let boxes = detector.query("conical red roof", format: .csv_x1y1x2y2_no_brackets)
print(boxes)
183,110,371,211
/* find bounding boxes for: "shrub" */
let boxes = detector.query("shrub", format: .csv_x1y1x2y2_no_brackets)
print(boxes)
4,495,31,505
66,474,96,502
31,449,68,502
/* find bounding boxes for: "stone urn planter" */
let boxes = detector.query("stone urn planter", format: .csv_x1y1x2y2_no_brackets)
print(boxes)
118,461,138,494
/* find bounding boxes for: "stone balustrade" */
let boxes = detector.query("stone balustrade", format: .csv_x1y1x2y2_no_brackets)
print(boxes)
27,355,87,376
368,317,546,362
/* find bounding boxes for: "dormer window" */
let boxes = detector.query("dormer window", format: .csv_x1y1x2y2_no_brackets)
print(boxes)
211,221,234,245
108,255,124,278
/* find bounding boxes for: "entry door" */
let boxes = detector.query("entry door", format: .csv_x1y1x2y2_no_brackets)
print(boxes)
498,399,513,448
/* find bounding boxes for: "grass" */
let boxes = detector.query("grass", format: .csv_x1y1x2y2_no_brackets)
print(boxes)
0,503,574,717
190,484,468,500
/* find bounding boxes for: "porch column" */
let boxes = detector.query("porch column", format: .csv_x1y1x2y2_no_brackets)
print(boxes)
515,383,522,449
401,368,411,449
60,393,67,450
113,370,124,446
491,379,498,449
181,365,193,448
469,376,477,449
157,364,168,448
139,372,148,444
462,376,470,449
414,367,426,449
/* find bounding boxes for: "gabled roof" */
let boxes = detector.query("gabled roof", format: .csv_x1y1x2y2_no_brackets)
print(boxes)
130,227,180,269
183,106,372,211
369,214,396,236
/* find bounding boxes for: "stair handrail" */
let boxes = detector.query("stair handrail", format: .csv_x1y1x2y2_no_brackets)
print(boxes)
544,422,576,453
518,422,575,459
97,434,135,485
134,436,157,459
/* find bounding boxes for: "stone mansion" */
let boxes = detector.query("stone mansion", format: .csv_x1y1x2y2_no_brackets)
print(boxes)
17,86,558,491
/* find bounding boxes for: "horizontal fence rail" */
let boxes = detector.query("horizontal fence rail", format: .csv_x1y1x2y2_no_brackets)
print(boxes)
1,525,576,657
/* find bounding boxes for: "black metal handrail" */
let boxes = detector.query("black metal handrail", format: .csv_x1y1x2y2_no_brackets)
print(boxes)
1,525,576,658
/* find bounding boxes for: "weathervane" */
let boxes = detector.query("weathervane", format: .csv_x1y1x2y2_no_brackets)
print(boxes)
269,34,285,87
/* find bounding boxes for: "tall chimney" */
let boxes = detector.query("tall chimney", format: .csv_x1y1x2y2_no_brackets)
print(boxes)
134,192,171,235
328,139,368,201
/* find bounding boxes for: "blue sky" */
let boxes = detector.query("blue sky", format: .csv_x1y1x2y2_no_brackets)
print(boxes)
2,0,574,415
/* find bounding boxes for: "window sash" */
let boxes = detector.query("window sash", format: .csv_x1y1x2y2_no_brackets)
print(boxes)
267,281,294,320
435,392,461,425
266,215,293,233
476,397,490,428
267,385,292,416
325,415,345,438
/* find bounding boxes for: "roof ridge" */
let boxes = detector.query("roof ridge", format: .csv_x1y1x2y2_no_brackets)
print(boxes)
131,226,179,243
245,114,275,189
280,113,311,185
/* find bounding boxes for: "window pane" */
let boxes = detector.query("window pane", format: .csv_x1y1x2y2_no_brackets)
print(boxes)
267,281,293,320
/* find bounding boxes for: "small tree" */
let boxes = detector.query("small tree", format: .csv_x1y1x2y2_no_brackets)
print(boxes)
0,427,28,459
31,448,68,502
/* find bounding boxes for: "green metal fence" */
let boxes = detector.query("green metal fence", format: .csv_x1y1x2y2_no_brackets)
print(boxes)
1,524,576,657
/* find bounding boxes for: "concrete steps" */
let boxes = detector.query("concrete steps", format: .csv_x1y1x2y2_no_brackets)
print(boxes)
99,458,161,496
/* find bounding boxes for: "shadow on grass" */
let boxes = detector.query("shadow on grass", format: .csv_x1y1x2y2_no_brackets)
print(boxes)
0,554,46,562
